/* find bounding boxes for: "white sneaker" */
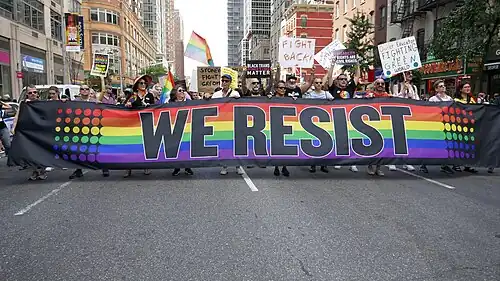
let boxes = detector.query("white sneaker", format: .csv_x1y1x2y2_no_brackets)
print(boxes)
334,166,341,170
45,167,54,172
367,165,376,175
376,168,385,176
387,165,397,171
236,166,244,175
220,167,228,175
404,165,415,171
349,166,358,172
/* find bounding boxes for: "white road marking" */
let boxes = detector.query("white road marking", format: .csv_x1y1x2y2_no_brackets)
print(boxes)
240,168,259,192
395,168,456,190
14,171,88,216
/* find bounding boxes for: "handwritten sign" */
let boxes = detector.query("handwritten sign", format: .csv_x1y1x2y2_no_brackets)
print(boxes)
221,67,238,89
314,40,346,69
279,37,316,68
333,49,357,65
90,53,109,77
246,60,271,78
197,66,221,93
378,36,421,77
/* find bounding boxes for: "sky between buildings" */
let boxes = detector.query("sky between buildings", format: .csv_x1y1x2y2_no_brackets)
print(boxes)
175,0,229,77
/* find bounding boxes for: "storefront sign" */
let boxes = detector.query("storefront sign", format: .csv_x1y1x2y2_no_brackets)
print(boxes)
421,59,480,79
22,55,45,73
78,16,85,51
16,71,23,78
0,50,10,65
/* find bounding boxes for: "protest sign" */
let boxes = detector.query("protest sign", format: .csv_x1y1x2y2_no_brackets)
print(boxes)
314,40,346,69
378,36,422,77
246,60,271,78
279,37,316,68
333,49,357,65
197,66,221,93
189,69,198,92
9,98,500,169
221,67,238,89
90,53,109,77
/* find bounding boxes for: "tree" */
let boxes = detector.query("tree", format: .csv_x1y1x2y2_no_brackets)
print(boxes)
345,11,376,74
430,0,500,91
143,65,169,82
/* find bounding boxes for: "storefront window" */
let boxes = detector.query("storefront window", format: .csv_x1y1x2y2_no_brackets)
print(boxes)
50,10,62,41
90,8,119,25
91,32,120,47
0,65,11,96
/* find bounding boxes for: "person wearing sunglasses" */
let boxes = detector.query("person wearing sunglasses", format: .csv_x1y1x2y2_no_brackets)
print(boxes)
303,78,334,174
12,85,48,180
419,80,454,174
122,75,154,178
211,74,243,175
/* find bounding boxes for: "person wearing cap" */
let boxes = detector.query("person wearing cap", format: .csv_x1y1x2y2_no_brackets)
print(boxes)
123,74,154,178
212,74,240,99
211,74,243,175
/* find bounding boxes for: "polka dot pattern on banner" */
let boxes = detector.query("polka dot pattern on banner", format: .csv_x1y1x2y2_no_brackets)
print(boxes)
53,105,104,163
441,105,477,161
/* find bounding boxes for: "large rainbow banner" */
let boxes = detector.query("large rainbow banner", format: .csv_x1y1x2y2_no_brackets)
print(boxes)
8,98,500,169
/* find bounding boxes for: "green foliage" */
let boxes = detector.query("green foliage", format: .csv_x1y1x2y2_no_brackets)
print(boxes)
430,0,500,64
345,12,376,73
143,65,169,82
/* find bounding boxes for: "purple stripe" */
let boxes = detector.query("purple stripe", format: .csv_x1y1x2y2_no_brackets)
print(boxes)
95,148,449,163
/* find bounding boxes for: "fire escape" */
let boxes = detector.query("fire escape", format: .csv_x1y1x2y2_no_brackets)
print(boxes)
391,0,426,38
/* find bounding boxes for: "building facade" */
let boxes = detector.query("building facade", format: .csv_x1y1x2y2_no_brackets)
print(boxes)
244,0,271,62
164,0,174,63
173,9,184,79
227,0,244,66
0,0,84,99
333,0,376,43
82,0,156,87
270,0,294,67
387,0,470,94
374,0,387,45
142,0,167,63
282,2,334,79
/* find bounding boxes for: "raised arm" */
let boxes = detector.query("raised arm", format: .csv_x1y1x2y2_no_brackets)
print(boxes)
300,66,316,94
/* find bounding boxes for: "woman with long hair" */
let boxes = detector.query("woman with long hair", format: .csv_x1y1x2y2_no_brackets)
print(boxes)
453,82,478,173
270,80,291,177
123,75,155,178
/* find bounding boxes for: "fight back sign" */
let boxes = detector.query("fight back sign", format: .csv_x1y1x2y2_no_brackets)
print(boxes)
197,67,221,93
279,37,316,68
246,60,271,78
378,36,422,77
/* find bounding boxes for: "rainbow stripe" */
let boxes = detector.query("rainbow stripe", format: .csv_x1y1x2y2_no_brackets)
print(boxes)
88,101,469,163
159,71,175,104
184,31,214,66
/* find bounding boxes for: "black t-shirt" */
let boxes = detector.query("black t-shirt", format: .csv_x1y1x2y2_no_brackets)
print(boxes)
328,79,357,99
129,92,155,108
286,86,302,98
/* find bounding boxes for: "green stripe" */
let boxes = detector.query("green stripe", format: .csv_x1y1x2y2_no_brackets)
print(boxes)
99,130,444,145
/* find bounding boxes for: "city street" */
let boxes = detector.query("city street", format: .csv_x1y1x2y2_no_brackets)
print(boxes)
0,157,499,281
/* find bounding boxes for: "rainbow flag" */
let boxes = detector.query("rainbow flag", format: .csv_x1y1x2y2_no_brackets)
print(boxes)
184,31,214,66
159,71,175,104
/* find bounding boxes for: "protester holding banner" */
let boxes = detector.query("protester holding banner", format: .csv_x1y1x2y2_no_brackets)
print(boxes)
271,81,292,177
419,80,455,174
101,85,116,105
123,75,154,178
325,63,360,173
211,74,243,175
453,82,478,174
12,86,47,180
304,78,334,174
171,87,194,176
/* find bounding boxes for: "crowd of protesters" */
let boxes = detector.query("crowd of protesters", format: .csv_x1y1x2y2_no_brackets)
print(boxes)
5,63,499,181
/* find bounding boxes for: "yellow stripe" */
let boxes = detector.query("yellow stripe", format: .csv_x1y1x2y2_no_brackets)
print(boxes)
100,120,443,136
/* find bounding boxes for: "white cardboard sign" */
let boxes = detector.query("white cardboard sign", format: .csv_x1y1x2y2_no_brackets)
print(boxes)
378,36,422,77
279,37,316,68
314,40,346,69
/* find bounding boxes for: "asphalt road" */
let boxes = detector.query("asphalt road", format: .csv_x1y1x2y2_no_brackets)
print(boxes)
1,158,499,281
